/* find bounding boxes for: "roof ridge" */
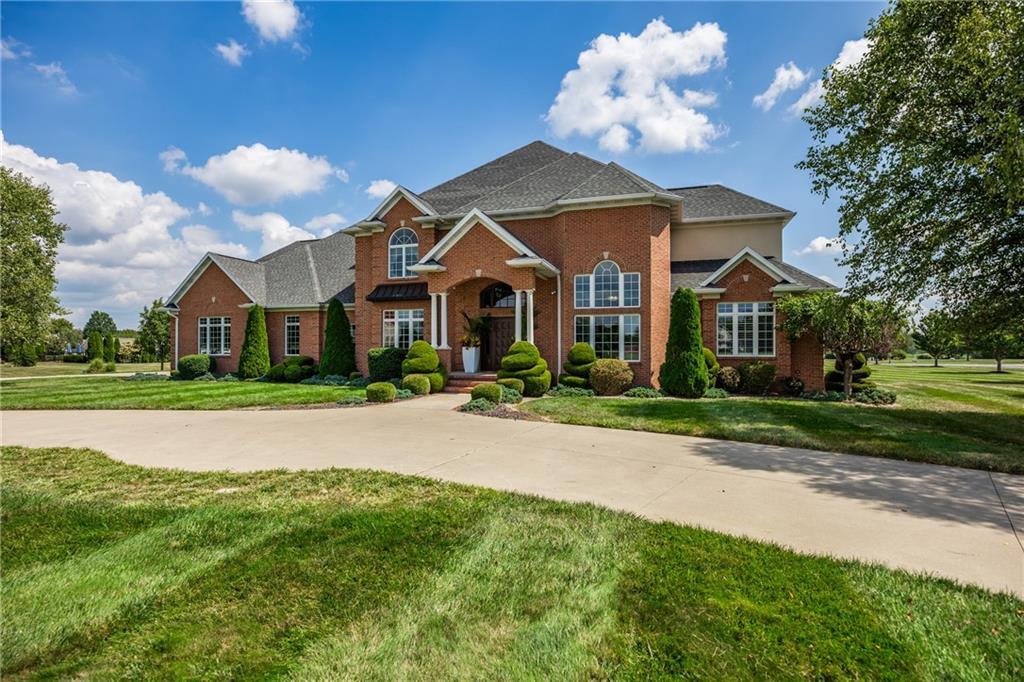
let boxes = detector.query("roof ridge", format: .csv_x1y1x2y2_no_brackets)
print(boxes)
420,140,568,197
555,158,619,200
450,150,581,215
607,162,667,193
256,238,317,263
209,252,259,265
304,243,323,303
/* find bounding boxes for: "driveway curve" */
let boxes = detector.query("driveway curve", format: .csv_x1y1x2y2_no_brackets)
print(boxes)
2,393,1021,597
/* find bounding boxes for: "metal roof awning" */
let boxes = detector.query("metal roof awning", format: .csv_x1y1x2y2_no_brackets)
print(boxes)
365,282,431,302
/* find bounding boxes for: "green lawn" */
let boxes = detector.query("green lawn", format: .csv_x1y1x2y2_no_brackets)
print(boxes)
0,376,364,410
0,362,165,379
524,364,1024,474
2,446,1020,679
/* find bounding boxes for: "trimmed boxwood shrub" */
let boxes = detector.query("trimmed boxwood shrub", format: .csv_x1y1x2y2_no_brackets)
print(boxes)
178,353,211,380
718,366,741,392
559,342,596,388
853,388,897,405
238,304,270,379
522,372,552,397
703,387,729,399
470,382,503,404
738,361,777,395
590,358,633,396
459,397,496,413
659,288,709,398
500,385,523,404
368,347,406,382
497,341,551,397
366,381,397,403
624,386,661,399
319,298,356,378
62,354,88,363
496,377,524,394
546,385,595,397
266,356,316,383
402,373,431,395
402,340,439,374
426,364,447,393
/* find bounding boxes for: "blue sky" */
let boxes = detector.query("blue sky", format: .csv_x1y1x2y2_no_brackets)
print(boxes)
2,1,883,327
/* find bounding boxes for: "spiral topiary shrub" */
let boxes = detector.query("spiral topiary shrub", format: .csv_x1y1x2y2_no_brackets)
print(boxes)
401,373,431,395
177,354,211,380
590,359,633,396
559,342,596,388
366,381,397,403
497,341,550,396
400,340,446,392
470,382,503,404
826,354,872,392
496,377,524,394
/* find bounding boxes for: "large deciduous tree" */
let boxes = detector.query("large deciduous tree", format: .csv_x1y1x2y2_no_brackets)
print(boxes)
911,310,959,367
83,311,117,337
0,168,67,365
799,1,1024,320
137,299,171,369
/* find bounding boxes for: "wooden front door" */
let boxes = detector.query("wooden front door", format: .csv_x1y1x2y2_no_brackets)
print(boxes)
483,317,516,371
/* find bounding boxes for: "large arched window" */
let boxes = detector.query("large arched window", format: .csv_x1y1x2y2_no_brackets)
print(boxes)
480,282,516,308
574,260,640,308
388,228,418,279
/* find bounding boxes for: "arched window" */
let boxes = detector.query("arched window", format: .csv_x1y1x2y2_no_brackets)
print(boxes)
480,282,516,308
593,261,621,307
388,228,418,279
574,260,640,309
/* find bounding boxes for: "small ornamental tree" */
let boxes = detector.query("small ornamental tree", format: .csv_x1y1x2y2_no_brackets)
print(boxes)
779,292,906,396
237,305,270,379
319,298,356,377
87,331,103,360
912,310,959,367
659,288,709,397
103,333,116,363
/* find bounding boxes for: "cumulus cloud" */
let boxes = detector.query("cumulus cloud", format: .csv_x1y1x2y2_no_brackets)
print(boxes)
32,62,77,95
794,235,845,257
232,209,317,255
2,36,32,60
215,39,250,66
304,212,347,236
163,143,346,205
753,61,810,111
196,201,212,216
789,38,871,114
365,179,397,199
242,0,302,43
546,18,727,154
0,132,248,325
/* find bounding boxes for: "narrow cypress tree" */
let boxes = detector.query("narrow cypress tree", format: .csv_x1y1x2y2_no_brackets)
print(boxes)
319,298,356,377
113,337,121,362
659,287,709,397
87,331,103,360
237,304,270,378
103,333,116,362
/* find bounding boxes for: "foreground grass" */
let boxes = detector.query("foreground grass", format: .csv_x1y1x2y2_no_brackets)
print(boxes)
524,364,1024,474
0,362,164,379
0,376,364,410
2,447,1021,679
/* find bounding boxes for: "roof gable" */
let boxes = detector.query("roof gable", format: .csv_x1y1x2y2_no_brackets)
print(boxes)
700,247,791,287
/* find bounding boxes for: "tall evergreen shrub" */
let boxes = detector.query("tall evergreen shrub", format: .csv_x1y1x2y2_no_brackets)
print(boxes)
237,305,270,379
87,331,103,360
103,333,116,362
659,287,709,397
319,298,356,377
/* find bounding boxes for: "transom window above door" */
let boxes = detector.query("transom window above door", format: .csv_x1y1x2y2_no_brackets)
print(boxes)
388,228,419,279
480,282,516,308
575,260,640,309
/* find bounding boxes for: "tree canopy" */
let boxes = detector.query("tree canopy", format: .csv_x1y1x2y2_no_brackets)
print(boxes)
911,311,959,367
799,0,1024,319
83,311,118,337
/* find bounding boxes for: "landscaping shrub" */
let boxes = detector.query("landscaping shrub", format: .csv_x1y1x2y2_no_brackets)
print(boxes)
783,376,805,396
124,372,168,381
402,373,431,396
388,378,403,388
738,361,777,395
103,333,116,363
459,397,496,413
826,355,872,392
368,347,406,382
349,371,363,381
395,388,415,400
496,377,524,394
87,331,103,360
718,366,741,392
892,350,908,360
338,395,367,406
426,364,447,393
853,388,897,405
366,381,397,403
266,356,316,383
500,384,523,403
559,342,596,388
347,376,372,389
703,387,729,399
545,385,595,397
802,390,846,402
319,298,356,377
497,341,550,397
237,305,270,379
402,340,439,374
178,354,211,380
62,354,88,363
105,362,116,372
218,374,239,382
836,352,868,371
470,382,503,404
624,386,661,399
193,372,216,381
659,288,709,397
703,347,721,383
84,358,108,373
590,358,633,396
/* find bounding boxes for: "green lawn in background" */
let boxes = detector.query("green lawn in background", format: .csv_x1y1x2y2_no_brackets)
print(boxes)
2,446,1020,679
523,364,1024,474
0,362,165,379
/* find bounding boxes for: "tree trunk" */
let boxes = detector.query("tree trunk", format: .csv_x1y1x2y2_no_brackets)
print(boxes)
933,356,939,368
843,356,854,397
996,356,1003,373
160,359,165,371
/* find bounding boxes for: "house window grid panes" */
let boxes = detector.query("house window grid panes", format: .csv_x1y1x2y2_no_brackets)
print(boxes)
716,302,774,357
285,315,300,356
594,261,620,307
382,309,424,350
574,275,590,308
575,260,641,309
388,228,419,279
574,314,641,362
197,317,231,356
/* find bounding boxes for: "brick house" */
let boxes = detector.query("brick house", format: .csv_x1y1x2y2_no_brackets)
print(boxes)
164,141,832,389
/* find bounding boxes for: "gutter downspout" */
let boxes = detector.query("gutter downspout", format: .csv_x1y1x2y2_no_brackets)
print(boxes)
556,273,563,377
171,313,179,370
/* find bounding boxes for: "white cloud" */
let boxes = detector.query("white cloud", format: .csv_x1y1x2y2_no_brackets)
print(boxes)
753,61,810,111
0,132,248,326
233,209,316,255
546,18,727,154
164,143,345,205
242,0,302,43
789,38,871,114
215,39,250,66
365,179,397,199
794,235,845,256
196,201,212,216
32,62,77,95
2,36,32,60
304,212,347,236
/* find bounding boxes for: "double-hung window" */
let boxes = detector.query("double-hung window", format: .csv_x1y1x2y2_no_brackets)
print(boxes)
382,309,424,349
285,315,300,356
198,316,231,356
717,302,775,356
574,314,641,362
574,260,640,308
388,228,419,279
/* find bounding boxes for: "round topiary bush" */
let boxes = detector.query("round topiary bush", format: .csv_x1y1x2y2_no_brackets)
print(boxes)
366,381,397,403
718,366,741,392
500,341,541,372
557,374,589,388
402,340,440,375
470,382,503,404
178,354,211,380
590,359,633,396
401,374,431,396
496,377,524,394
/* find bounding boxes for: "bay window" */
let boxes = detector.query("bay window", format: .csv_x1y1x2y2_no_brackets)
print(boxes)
574,260,640,308
382,309,424,349
198,316,231,356
717,302,775,357
575,314,641,362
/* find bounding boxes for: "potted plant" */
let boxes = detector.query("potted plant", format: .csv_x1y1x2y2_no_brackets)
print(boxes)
460,313,491,374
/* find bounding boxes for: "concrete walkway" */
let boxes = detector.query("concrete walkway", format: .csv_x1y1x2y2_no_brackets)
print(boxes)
2,394,1021,597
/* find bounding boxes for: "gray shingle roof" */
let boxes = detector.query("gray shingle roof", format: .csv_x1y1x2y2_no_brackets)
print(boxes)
670,257,835,291
668,185,792,220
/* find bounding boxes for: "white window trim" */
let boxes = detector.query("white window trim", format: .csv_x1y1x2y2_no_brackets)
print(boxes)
574,262,641,309
388,228,419,280
716,301,775,357
284,315,301,356
197,316,231,356
381,308,425,349
574,314,642,363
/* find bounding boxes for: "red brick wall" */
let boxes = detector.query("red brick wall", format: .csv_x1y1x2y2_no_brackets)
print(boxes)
173,262,251,373
266,310,323,366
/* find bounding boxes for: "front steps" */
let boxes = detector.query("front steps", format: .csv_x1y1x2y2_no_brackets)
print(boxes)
444,372,498,394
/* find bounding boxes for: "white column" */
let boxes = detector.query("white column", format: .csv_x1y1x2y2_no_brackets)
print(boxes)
513,289,523,342
429,293,438,348
439,292,449,348
525,289,535,344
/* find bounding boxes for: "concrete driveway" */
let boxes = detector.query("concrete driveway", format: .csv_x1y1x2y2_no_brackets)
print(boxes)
3,394,1021,597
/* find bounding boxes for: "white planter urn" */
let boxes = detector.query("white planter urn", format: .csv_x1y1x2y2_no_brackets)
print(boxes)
462,346,480,374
